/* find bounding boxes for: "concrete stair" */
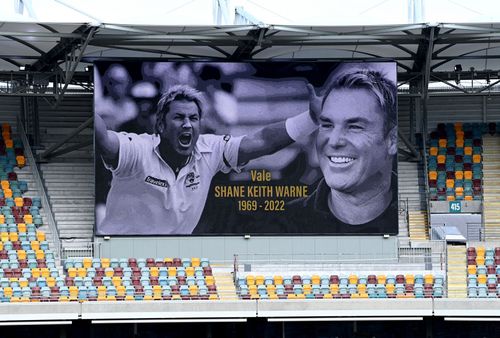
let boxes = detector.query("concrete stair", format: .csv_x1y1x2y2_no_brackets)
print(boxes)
212,267,239,300
482,135,500,240
408,210,429,240
446,245,467,298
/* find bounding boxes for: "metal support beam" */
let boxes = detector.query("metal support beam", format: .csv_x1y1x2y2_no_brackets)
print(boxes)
44,139,93,159
229,28,267,60
40,116,93,159
398,130,420,160
54,26,97,107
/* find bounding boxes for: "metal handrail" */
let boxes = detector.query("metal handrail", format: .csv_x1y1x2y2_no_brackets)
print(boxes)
16,114,61,261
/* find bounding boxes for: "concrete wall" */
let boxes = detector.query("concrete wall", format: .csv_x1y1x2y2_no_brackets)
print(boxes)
96,235,398,262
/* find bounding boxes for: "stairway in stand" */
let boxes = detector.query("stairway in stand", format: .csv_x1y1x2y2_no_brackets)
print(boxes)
482,134,500,240
408,210,429,240
446,245,467,298
212,266,239,301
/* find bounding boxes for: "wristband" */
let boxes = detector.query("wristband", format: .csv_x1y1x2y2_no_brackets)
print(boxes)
285,110,318,141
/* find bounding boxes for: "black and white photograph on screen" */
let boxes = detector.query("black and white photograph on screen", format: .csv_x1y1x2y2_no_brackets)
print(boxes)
94,61,398,236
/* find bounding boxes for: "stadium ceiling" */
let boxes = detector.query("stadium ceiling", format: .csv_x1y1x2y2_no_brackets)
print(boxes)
2,21,500,89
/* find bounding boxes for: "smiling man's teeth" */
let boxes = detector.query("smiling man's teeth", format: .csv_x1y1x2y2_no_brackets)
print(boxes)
329,156,354,164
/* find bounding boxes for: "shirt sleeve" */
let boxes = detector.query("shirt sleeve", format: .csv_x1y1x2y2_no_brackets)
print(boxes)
102,131,143,177
218,134,244,174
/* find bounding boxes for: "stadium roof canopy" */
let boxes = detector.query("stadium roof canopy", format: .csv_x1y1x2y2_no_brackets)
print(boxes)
1,0,500,89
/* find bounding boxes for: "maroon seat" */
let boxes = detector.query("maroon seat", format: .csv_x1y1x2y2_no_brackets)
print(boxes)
7,172,17,181
0,197,5,206
128,258,137,267
446,171,455,179
329,275,339,284
12,241,21,250
171,285,180,294
150,276,159,285
50,286,60,295
65,277,74,286
12,268,22,278
207,285,217,294
18,259,27,269
177,276,186,285
23,198,32,207
367,275,377,284
284,285,293,294
454,155,463,163
0,250,8,259
93,276,103,286
146,258,155,267
396,275,405,284
292,275,302,284
202,267,212,276
172,258,182,267
114,267,123,277
95,268,105,277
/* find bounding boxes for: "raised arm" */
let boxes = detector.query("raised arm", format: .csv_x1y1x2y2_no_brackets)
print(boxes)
95,113,120,169
237,84,321,166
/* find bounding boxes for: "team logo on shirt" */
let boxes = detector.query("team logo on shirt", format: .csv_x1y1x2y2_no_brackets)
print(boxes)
145,175,168,188
184,172,200,189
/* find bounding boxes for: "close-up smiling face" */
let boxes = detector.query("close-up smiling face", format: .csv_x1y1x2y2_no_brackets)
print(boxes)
317,88,396,194
159,99,201,157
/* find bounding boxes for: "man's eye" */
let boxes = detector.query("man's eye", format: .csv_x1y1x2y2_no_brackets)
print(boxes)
190,116,199,121
320,123,333,129
349,125,363,131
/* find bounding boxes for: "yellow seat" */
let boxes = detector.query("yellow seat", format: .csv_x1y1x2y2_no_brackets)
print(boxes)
3,189,12,198
68,268,77,278
3,287,12,298
476,256,485,266
188,285,198,296
0,232,8,242
4,139,13,148
456,130,464,139
30,241,40,251
19,279,28,288
46,277,55,287
476,246,486,256
35,250,45,260
116,285,126,297
266,284,276,293
405,274,415,285
467,265,476,275
208,294,218,300
185,266,194,277
104,268,114,278
255,275,264,286
303,284,312,294
16,156,26,168
0,180,9,189
0,215,4,224
295,294,306,299
377,275,386,285
36,231,46,242
348,274,358,285
428,171,437,180
477,274,487,284
473,154,481,164
311,275,321,285
248,285,257,295
100,258,110,268
17,223,26,233
386,284,395,294
168,267,177,277
323,293,332,299
456,139,464,147
464,147,472,156
329,284,339,294
107,295,117,301
437,154,446,164
14,197,23,207
446,179,454,188
465,195,473,201
153,285,162,299
246,275,255,286
205,275,215,286
40,268,50,278
59,296,70,302
357,284,366,293
447,195,455,201
77,267,87,278
429,147,438,156
31,268,41,279
424,273,434,284
69,286,79,298
269,293,278,300
83,257,92,269
9,232,18,242
438,139,447,148
163,257,173,266
191,257,200,267
17,249,26,260
455,171,464,180
464,171,473,180
97,286,107,298
125,295,135,301
150,267,159,277
112,276,122,287
274,275,283,285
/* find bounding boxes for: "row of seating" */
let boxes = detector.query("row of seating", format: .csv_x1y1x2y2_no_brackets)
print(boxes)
428,122,484,201
66,266,212,278
0,123,25,168
467,247,500,298
238,273,444,299
64,256,211,269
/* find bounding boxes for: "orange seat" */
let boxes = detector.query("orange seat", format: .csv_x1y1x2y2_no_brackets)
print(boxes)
456,139,464,147
4,139,13,148
16,156,26,168
464,195,473,201
437,155,446,164
447,195,455,201
429,171,438,180
456,130,464,139
429,147,438,156
464,147,473,156
14,197,23,207
464,171,473,180
455,171,464,180
473,154,481,163
3,189,12,198
455,186,464,194
446,179,454,188
438,139,447,148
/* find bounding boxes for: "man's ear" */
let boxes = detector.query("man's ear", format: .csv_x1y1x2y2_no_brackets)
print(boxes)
387,126,397,156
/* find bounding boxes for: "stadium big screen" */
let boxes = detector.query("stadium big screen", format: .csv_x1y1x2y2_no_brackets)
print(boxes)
94,61,398,236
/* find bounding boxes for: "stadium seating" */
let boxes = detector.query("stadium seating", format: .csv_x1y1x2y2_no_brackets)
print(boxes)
428,122,483,201
63,257,217,301
237,273,444,300
466,246,500,298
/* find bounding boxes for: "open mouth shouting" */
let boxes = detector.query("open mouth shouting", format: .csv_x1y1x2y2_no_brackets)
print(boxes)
178,132,193,148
